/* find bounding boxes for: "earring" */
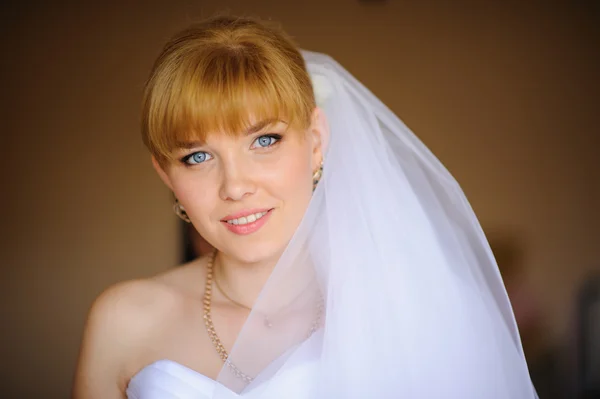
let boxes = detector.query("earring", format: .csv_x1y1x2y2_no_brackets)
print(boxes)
173,198,191,223
312,160,324,192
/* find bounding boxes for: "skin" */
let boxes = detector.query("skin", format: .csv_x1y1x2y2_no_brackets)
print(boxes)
72,108,327,398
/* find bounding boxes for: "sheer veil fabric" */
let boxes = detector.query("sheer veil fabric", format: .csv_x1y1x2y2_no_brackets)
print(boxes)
211,51,538,398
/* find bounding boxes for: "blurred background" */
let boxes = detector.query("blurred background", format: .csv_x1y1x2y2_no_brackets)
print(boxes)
1,1,598,397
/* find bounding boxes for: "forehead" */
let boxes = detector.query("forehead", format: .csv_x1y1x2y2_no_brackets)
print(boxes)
143,45,315,163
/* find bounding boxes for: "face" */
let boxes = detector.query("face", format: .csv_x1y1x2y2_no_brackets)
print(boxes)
154,108,327,265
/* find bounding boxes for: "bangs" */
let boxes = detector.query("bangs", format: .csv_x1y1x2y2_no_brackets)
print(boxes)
143,45,315,162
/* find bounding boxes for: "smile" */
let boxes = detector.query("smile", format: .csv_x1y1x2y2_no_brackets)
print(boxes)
221,208,273,235
225,211,268,225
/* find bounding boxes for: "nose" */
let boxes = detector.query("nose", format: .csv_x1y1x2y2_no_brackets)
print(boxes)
218,157,256,202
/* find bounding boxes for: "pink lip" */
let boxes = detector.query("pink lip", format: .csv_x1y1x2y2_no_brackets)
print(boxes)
221,209,273,236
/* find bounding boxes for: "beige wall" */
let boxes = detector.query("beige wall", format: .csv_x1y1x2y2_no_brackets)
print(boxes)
2,1,598,396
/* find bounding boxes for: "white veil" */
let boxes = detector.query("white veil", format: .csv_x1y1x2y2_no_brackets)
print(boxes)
212,51,538,398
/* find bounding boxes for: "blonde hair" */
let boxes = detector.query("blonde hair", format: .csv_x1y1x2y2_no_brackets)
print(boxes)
141,16,316,164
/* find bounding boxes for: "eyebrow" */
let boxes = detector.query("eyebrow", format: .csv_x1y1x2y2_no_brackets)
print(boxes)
176,140,205,149
175,118,287,149
245,118,285,135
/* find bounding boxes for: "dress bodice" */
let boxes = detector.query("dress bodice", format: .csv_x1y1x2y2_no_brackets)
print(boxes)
126,330,322,399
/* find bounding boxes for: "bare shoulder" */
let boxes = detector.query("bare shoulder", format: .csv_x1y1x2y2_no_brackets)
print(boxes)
73,257,208,398
90,255,208,329
72,279,172,397
151,255,209,298
85,255,209,347
88,278,178,335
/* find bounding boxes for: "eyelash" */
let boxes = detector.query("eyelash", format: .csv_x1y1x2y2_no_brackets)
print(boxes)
180,134,283,166
181,151,212,166
251,134,282,149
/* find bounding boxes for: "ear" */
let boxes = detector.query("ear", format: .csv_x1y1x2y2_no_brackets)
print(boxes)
309,107,330,169
151,156,174,191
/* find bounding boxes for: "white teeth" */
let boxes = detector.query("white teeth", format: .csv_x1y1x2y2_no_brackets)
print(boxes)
226,211,268,226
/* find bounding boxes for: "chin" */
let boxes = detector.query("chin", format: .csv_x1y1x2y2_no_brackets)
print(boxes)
226,242,286,265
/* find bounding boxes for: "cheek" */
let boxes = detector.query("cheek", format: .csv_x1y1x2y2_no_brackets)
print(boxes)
169,173,215,219
271,144,314,201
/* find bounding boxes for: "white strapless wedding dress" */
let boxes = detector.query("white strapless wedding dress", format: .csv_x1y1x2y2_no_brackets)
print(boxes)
126,330,322,399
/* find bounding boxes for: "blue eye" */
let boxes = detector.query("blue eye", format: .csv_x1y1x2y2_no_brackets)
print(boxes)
252,134,281,149
182,151,212,165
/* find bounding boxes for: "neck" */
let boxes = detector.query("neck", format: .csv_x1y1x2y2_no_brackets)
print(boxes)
214,250,280,308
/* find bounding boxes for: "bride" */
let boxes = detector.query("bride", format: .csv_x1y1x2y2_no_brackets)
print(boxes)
73,15,538,399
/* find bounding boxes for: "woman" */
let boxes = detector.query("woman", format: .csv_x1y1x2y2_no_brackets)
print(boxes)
74,16,538,398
